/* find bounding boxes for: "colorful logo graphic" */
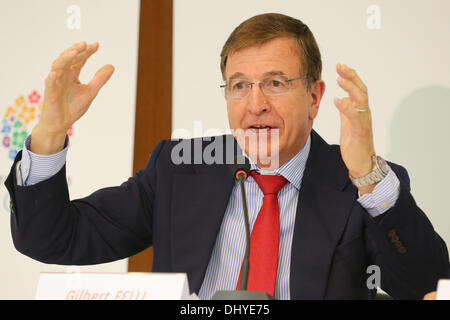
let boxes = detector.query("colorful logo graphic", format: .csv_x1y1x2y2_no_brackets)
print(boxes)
1,91,73,160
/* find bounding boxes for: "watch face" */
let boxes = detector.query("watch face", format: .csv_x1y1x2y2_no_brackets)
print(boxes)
377,156,389,174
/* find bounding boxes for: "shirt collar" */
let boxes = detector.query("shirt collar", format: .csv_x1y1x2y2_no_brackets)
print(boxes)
243,134,311,190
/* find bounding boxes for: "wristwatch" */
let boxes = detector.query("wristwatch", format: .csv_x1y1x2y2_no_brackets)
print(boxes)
349,155,389,188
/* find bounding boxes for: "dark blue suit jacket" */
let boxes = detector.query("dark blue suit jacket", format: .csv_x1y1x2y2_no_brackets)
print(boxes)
5,130,449,299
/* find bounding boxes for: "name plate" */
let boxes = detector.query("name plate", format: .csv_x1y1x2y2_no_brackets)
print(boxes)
35,272,197,300
437,279,450,300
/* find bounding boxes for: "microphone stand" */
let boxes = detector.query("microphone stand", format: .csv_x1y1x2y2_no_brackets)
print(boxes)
237,173,250,291
212,159,274,300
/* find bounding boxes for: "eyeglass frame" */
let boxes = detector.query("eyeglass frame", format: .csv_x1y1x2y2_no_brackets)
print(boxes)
220,75,309,99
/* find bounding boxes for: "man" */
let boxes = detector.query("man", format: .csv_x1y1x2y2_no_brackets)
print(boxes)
5,13,449,299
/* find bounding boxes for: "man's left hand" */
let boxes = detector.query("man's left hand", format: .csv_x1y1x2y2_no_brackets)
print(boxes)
333,64,376,194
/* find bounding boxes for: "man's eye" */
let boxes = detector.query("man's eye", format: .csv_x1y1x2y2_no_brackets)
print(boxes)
271,80,283,87
233,82,246,90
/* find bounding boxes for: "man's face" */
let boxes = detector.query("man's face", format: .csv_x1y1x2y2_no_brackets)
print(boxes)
224,37,325,169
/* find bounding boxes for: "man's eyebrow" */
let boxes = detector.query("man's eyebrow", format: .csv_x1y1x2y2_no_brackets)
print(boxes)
228,72,245,82
262,70,287,77
228,70,287,82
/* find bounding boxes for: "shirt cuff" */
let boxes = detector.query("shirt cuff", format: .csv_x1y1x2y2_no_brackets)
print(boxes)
19,134,69,186
357,165,400,218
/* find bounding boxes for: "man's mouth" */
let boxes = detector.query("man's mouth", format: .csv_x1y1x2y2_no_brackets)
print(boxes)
249,125,275,132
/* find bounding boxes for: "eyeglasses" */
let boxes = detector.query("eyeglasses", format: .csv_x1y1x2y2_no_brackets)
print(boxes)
220,75,308,100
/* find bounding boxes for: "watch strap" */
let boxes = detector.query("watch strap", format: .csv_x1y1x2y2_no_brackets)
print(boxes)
349,155,388,188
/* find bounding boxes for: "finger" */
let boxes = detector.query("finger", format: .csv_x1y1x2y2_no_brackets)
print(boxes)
337,64,367,93
336,64,367,94
45,71,57,89
51,42,87,72
334,97,369,120
423,291,437,300
87,64,115,98
337,77,368,108
60,41,86,57
334,97,353,115
334,97,351,122
71,42,99,73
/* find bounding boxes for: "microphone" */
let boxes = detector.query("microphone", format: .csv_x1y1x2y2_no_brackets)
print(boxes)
211,156,274,300
228,155,251,181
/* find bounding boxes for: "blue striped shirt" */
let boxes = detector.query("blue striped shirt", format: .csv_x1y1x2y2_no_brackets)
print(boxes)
18,134,400,299
18,135,69,186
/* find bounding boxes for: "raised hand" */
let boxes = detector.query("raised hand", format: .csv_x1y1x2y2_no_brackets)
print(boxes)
333,64,376,194
31,42,114,154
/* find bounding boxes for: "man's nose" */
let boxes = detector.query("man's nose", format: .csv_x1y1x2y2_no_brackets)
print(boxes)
247,83,269,115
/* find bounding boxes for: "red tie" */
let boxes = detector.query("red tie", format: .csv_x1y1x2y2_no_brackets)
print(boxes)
236,171,288,296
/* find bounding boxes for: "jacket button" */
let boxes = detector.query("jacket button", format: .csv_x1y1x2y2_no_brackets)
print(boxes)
393,241,407,254
398,246,407,254
390,235,400,243
388,228,396,238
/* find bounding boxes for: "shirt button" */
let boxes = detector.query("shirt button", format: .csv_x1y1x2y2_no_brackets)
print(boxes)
380,202,389,210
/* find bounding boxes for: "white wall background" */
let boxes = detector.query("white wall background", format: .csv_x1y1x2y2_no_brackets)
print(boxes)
0,0,140,299
173,0,450,253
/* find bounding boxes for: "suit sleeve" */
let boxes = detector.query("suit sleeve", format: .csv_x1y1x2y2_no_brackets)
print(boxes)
364,163,450,299
4,139,167,265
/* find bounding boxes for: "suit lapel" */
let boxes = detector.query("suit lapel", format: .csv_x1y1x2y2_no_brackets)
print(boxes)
290,131,357,299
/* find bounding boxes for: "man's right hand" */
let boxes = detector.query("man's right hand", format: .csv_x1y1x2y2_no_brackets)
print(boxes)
30,42,114,155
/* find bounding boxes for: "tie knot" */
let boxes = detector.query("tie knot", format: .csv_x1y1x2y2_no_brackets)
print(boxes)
250,171,288,195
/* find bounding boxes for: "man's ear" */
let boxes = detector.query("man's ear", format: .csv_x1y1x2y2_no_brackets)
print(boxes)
308,80,326,120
